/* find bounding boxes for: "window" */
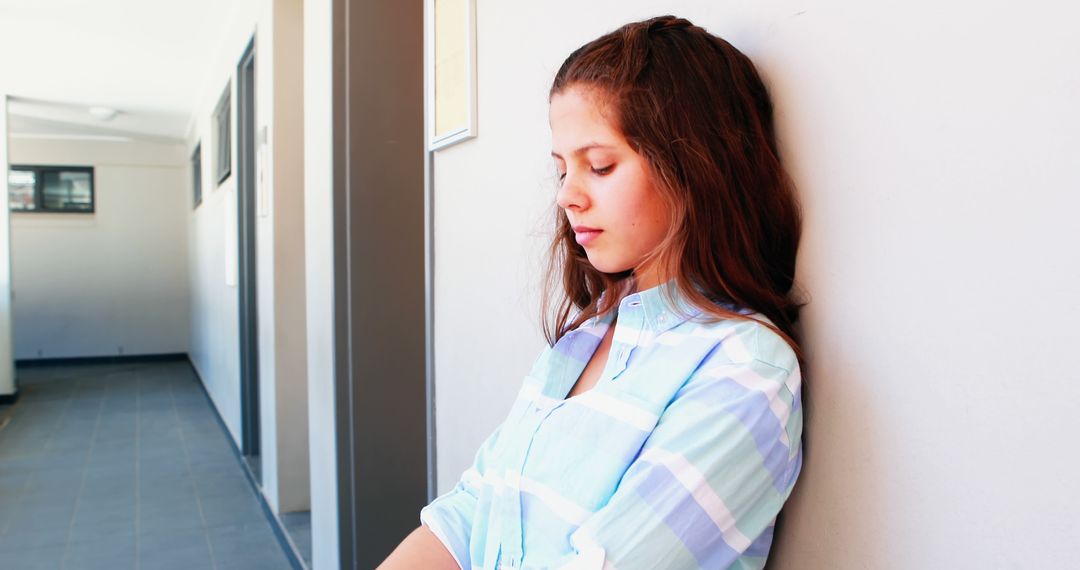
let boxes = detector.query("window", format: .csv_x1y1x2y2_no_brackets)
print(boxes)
192,142,203,208
8,165,95,213
214,83,232,185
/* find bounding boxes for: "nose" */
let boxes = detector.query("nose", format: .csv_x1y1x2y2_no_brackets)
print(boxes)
555,171,588,211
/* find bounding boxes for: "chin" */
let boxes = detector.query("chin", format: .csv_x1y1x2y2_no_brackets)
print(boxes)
585,254,633,275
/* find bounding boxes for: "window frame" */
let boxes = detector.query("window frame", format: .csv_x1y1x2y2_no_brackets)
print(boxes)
214,82,233,186
8,164,96,214
192,142,203,209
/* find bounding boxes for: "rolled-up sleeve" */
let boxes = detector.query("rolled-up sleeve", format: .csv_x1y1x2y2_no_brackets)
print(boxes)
420,424,504,569
554,357,803,570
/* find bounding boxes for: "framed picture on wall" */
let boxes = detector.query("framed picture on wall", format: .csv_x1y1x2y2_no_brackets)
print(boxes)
426,0,477,150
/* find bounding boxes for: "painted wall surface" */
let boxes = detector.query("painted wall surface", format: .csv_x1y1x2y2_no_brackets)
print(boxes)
262,0,309,516
8,137,189,361
186,3,258,455
302,0,339,565
431,2,1080,567
0,97,15,396
187,0,309,516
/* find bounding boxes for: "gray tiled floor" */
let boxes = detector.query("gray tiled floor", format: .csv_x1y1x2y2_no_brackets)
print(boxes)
0,360,293,569
281,511,311,569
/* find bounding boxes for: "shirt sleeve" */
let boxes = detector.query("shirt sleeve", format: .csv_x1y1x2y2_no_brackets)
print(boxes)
554,357,803,570
420,422,504,570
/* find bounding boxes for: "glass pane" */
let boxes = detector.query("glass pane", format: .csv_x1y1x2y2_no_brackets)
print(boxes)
193,144,202,207
217,104,231,180
214,85,231,183
8,169,37,211
42,170,93,211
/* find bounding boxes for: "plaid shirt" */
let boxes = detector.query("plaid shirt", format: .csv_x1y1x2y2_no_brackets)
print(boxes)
421,281,803,569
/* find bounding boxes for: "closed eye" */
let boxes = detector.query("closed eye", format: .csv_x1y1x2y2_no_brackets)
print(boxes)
591,164,614,175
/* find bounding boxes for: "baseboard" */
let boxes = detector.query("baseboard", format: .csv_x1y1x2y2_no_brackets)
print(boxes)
0,390,18,405
15,353,188,368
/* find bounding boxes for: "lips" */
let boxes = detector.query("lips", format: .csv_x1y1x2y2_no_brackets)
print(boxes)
572,225,602,246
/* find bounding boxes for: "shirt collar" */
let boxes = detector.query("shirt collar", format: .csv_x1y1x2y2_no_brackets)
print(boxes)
594,279,701,334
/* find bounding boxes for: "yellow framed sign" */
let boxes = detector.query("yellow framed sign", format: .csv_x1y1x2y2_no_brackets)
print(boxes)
427,0,477,150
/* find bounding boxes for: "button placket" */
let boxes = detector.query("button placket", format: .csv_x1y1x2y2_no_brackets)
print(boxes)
606,300,643,381
502,405,548,568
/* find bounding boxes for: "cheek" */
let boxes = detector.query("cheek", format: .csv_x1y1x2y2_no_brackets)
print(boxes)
641,205,673,258
603,166,670,243
628,192,669,234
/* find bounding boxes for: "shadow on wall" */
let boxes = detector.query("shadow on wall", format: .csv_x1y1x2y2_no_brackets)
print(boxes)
753,36,892,567
765,324,884,569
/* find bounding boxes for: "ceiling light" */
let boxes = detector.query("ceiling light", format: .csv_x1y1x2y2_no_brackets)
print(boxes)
88,106,119,121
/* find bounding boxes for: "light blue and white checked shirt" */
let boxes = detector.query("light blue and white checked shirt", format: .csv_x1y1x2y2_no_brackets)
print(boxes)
421,282,803,569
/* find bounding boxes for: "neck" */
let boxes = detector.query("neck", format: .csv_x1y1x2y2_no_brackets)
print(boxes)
631,265,668,293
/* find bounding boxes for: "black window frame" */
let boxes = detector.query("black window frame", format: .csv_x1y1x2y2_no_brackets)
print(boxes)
214,82,232,186
192,142,203,209
8,165,96,214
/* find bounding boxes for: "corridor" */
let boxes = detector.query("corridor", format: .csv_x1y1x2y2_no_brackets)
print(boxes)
0,360,296,569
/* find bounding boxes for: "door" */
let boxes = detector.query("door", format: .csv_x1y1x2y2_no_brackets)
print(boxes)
237,37,260,475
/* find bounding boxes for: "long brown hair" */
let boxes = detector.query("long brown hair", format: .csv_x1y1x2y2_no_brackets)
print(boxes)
543,15,805,356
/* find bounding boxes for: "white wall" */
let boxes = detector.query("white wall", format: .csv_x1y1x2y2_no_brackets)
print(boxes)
431,2,1080,567
261,0,309,516
8,137,189,360
187,0,309,516
186,4,256,452
0,97,15,396
302,0,339,565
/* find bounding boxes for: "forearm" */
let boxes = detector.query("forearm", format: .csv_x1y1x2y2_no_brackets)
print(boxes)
378,524,460,569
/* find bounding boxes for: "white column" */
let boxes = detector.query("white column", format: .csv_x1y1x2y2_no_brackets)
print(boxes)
0,95,16,398
303,0,339,566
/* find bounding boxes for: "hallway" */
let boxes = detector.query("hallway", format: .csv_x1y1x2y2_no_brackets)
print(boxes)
0,360,295,569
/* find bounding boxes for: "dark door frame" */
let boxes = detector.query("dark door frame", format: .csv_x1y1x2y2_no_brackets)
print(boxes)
330,1,430,567
237,37,260,459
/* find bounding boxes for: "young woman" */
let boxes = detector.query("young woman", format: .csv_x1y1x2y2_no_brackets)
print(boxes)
382,15,804,570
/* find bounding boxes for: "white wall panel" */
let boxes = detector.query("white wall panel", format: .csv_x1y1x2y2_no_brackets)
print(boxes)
432,2,1080,567
9,138,189,361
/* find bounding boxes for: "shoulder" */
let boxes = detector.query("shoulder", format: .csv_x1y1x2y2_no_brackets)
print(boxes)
673,315,803,435
689,312,799,375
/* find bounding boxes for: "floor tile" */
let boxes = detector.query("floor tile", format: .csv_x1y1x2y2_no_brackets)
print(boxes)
65,534,136,562
0,523,69,552
0,544,66,569
282,510,313,568
138,526,214,569
68,516,136,543
63,554,137,570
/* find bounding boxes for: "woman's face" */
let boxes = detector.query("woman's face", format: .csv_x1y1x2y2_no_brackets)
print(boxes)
549,86,671,290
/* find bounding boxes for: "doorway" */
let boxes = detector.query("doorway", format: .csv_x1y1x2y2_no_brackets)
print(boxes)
236,37,260,480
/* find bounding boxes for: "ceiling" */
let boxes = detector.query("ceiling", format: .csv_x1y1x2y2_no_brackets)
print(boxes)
0,0,254,142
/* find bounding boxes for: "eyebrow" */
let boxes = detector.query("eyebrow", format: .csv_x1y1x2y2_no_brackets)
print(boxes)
550,143,615,160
